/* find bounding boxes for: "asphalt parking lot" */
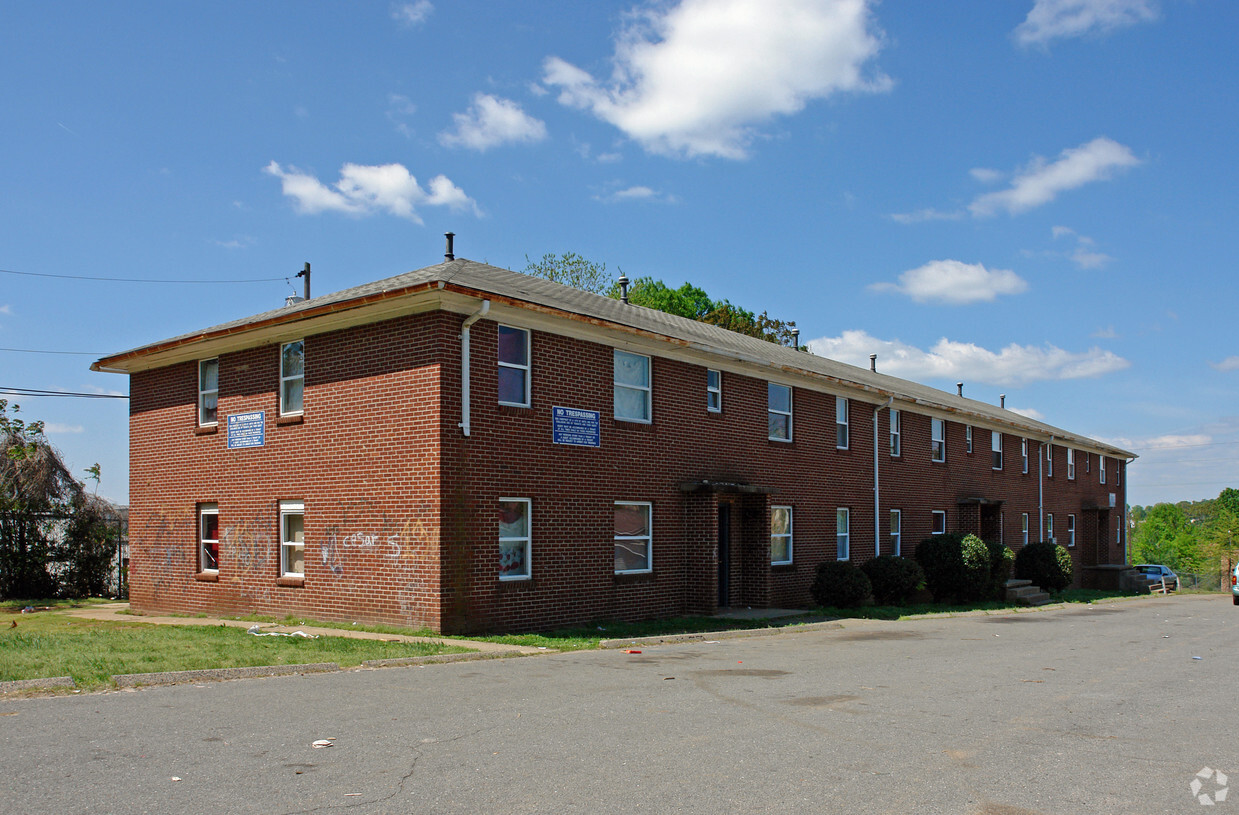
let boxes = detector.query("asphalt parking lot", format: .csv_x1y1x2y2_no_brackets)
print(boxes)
2,593,1235,814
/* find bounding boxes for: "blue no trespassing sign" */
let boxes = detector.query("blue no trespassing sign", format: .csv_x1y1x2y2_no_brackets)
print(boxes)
552,406,600,447
227,411,265,449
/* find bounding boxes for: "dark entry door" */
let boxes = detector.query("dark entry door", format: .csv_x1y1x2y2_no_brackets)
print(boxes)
718,504,731,608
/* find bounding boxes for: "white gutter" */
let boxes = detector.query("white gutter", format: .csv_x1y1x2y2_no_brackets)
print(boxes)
873,397,893,556
458,300,490,437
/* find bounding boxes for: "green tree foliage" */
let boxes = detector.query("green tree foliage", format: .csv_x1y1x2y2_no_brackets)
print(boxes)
522,252,612,294
1131,503,1194,571
0,400,120,599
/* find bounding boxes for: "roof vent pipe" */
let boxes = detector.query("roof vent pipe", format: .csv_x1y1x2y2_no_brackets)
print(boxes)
790,328,800,350
1000,394,1006,408
957,382,964,397
870,354,877,372
618,274,630,304
444,232,455,261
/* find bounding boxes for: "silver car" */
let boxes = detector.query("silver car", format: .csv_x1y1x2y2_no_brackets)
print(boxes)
1134,564,1178,592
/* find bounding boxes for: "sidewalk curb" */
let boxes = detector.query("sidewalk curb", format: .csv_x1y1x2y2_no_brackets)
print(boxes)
1,676,76,694
112,662,341,688
600,620,845,649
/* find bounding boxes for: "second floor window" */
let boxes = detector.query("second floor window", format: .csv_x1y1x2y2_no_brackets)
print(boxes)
199,358,219,426
613,350,651,422
992,431,1003,470
768,383,792,441
836,397,849,449
707,369,722,412
497,326,531,406
931,418,946,462
1068,448,1076,480
281,340,305,415
889,409,900,456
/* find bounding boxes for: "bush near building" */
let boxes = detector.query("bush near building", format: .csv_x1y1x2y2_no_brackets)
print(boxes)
811,561,872,608
1013,541,1074,594
860,555,925,605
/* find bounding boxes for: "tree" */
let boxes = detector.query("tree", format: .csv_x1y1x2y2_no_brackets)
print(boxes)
522,252,612,294
1131,503,1196,572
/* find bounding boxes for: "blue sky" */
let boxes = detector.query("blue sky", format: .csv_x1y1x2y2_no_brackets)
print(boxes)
2,0,1236,508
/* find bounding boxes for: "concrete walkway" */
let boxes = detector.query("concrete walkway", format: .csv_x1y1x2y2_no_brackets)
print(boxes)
62,603,545,655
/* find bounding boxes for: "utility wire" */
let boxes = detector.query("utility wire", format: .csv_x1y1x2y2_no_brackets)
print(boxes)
0,387,127,399
0,267,286,284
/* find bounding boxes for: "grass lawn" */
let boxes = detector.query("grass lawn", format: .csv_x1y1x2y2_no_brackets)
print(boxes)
0,602,472,692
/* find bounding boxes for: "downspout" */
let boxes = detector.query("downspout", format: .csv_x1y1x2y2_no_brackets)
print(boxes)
873,397,893,556
458,300,490,437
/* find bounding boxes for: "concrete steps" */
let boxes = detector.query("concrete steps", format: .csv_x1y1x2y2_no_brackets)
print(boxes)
1005,578,1051,606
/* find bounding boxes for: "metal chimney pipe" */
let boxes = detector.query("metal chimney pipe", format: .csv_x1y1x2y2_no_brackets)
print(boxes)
618,274,629,304
790,328,800,350
444,232,455,261
1000,394,1006,408
957,382,964,397
869,354,877,372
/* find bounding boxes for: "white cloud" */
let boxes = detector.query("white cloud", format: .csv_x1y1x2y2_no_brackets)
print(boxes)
869,260,1028,305
1091,325,1118,339
1006,406,1045,421
594,184,677,204
1052,225,1113,268
890,207,964,224
970,137,1141,217
969,167,1004,184
1105,433,1212,451
387,94,417,138
1211,356,1239,372
44,423,84,434
0,304,11,315
439,94,547,151
392,1,433,27
263,161,478,224
1015,0,1158,47
542,0,890,159
211,236,255,250
807,328,1130,386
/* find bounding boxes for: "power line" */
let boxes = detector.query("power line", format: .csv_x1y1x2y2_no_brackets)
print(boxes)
0,347,102,356
0,387,127,399
0,267,287,284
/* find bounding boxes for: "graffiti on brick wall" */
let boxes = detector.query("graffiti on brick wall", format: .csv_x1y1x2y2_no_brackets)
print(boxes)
321,499,433,578
140,507,188,602
223,517,272,574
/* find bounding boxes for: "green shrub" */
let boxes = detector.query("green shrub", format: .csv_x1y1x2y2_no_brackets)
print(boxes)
1014,541,1074,593
983,538,1015,600
914,533,991,603
860,555,925,605
811,561,872,608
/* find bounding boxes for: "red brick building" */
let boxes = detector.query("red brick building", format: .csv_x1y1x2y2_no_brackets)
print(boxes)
94,256,1134,633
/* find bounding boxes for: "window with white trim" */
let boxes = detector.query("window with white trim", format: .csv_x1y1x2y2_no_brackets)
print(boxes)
992,431,1003,470
614,350,651,422
497,326,531,407
931,418,946,462
498,498,531,580
836,508,850,560
889,409,900,457
707,369,722,412
199,503,219,573
1022,513,1029,546
1100,455,1107,484
768,383,792,441
1067,514,1076,547
1117,461,1122,486
771,506,792,565
1047,513,1055,543
199,359,219,426
1022,438,1029,474
932,510,946,536
1067,448,1075,480
1086,452,1091,474
836,397,849,449
890,509,901,556
1045,443,1053,478
280,340,305,416
614,502,652,574
280,500,305,577
966,425,973,454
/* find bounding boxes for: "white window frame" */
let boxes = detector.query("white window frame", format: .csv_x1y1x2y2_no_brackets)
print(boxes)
280,340,305,416
614,501,652,575
498,498,532,581
1021,438,1029,474
890,509,901,556
1100,455,1107,484
932,510,946,536
1067,514,1076,548
992,431,1003,470
1022,513,1029,546
889,409,900,457
768,383,793,442
497,325,531,408
770,505,793,566
707,369,722,413
280,500,305,578
1047,513,1055,543
1045,443,1053,478
613,350,652,423
1086,452,1091,474
1117,461,1122,486
199,503,219,573
836,508,850,561
198,358,219,426
931,418,946,463
836,396,849,450
1067,448,1076,480
966,425,973,454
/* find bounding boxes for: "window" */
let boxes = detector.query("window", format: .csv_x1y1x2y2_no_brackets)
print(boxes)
498,498,531,580
966,425,973,454
1067,448,1076,480
1086,452,1091,474
707,369,722,412
1021,438,1029,474
890,509,901,556
836,397,849,449
1022,513,1029,546
614,502,652,574
931,418,946,462
613,350,651,422
932,510,946,536
836,508,850,560
199,503,219,572
1045,443,1053,477
992,431,1003,470
768,383,792,441
280,340,305,415
1100,455,1107,484
1117,461,1122,486
1067,514,1076,547
889,409,900,457
497,326,530,407
198,359,219,426
1047,513,1055,543
280,500,304,577
771,506,793,565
